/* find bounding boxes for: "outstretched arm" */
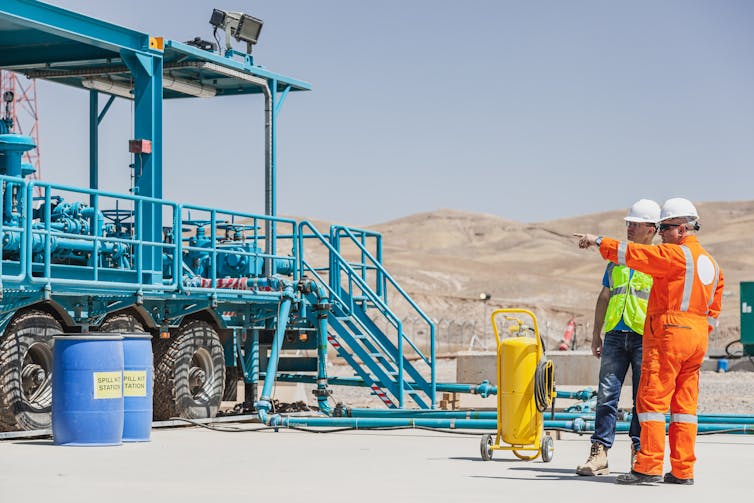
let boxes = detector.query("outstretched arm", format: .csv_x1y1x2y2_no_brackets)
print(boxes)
574,233,684,278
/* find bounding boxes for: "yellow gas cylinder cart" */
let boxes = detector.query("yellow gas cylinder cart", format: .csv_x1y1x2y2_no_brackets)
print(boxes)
480,308,556,462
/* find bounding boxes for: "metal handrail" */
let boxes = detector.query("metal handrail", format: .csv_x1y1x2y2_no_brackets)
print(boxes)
330,225,435,367
297,221,435,407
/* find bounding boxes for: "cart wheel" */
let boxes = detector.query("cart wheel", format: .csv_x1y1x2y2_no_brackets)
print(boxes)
541,434,554,463
480,434,494,461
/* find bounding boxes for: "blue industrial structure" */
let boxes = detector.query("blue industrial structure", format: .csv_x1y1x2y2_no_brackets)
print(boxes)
0,0,436,431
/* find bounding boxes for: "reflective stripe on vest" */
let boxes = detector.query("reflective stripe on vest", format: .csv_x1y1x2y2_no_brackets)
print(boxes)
670,413,697,425
603,263,652,335
637,412,666,423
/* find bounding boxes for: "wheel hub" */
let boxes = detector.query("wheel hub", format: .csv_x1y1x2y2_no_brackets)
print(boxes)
21,342,53,403
189,348,213,399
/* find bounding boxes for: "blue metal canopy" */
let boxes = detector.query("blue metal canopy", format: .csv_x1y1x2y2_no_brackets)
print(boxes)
0,0,311,98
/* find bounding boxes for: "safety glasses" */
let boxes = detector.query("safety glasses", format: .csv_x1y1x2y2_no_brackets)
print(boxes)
658,223,682,232
625,221,656,228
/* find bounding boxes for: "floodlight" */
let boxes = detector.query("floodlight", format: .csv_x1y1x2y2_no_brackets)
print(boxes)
234,14,263,45
209,8,226,28
209,8,263,54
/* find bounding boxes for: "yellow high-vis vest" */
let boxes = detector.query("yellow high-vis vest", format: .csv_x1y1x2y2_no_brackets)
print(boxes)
603,263,653,335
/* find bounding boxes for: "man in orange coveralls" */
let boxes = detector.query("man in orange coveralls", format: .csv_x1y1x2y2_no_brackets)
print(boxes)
575,198,724,486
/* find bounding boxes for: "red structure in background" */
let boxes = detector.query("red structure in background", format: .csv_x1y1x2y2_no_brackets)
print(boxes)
559,317,576,351
1,71,42,183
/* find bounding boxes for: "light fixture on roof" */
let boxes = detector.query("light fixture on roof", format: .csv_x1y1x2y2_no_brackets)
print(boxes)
82,75,216,99
209,9,263,54
163,74,216,98
81,77,133,99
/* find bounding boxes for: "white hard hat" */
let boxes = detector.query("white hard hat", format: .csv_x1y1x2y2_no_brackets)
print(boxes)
660,197,698,222
624,199,661,223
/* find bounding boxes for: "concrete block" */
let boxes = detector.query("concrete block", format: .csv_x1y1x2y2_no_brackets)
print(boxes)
702,357,754,372
456,352,497,384
549,351,602,386
456,350,604,386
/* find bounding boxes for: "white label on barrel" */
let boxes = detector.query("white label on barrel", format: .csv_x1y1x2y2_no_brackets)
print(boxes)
93,372,123,399
123,371,147,397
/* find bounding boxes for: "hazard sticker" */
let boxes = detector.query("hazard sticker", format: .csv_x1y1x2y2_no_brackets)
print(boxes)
93,371,123,399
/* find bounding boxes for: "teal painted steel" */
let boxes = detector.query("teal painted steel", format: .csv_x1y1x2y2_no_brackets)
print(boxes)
741,282,754,355
0,0,151,59
255,287,294,423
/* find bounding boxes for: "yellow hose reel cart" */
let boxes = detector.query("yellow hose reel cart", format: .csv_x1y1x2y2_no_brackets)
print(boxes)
480,308,556,462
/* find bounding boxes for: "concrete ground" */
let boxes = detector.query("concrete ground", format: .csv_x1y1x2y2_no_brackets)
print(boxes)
0,424,750,502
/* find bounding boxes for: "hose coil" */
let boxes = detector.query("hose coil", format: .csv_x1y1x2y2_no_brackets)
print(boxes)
534,358,555,413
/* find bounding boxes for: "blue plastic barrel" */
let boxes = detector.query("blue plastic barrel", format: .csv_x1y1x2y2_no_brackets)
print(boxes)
52,334,124,446
122,334,153,442
717,359,729,373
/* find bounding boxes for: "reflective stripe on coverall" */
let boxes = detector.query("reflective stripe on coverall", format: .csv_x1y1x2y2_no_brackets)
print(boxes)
599,235,724,478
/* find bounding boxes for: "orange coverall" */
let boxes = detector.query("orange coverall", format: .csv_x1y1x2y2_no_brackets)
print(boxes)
599,235,723,479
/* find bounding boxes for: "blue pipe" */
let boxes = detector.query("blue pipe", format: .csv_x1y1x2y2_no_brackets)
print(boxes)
315,302,332,414
272,373,590,402
255,285,295,423
338,407,754,425
340,408,596,420
268,415,754,434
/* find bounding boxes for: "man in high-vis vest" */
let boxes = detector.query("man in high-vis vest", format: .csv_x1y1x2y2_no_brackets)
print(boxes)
576,197,724,486
576,199,660,477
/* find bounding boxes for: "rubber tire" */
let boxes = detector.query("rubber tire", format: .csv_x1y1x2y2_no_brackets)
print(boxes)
99,313,146,333
153,320,225,420
0,310,62,431
223,366,240,401
480,433,494,461
541,434,554,463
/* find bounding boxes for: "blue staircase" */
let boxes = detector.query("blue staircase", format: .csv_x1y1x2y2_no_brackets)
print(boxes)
297,222,436,409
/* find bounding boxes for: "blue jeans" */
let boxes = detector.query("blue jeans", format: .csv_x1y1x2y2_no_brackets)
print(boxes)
591,330,643,449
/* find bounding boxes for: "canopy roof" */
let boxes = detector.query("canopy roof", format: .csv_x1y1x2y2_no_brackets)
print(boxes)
0,1,310,98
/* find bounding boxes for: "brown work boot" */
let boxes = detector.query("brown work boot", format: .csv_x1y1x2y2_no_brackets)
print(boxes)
631,444,639,469
576,442,609,476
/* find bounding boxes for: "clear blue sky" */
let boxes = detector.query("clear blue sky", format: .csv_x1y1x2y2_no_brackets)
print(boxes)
34,1,754,225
